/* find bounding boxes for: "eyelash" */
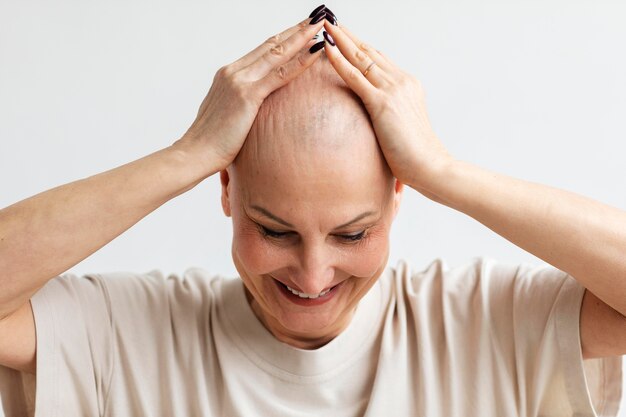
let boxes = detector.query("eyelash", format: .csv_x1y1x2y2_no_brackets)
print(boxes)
259,225,367,243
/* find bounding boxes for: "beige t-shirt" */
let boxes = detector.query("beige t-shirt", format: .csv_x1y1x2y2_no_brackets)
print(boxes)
0,258,622,416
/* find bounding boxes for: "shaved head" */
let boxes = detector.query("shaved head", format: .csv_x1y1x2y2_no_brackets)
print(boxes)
233,53,391,180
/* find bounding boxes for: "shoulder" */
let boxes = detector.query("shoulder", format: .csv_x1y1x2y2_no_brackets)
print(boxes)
96,267,225,291
385,257,519,296
387,257,571,294
91,267,229,312
383,257,577,325
37,267,232,326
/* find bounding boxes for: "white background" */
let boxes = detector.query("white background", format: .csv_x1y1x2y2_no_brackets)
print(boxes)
1,0,625,414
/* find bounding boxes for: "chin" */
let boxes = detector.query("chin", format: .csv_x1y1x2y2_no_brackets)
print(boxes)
271,310,348,348
276,309,341,335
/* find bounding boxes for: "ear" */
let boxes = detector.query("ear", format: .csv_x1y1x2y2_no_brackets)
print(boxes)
392,179,404,219
220,169,232,217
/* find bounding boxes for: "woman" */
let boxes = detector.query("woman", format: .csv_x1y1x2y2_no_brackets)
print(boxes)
0,5,624,416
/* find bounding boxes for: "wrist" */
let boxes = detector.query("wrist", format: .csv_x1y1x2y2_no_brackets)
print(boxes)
412,158,488,214
169,136,226,183
406,152,456,201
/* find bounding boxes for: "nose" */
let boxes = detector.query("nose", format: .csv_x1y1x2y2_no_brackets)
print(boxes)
290,240,335,295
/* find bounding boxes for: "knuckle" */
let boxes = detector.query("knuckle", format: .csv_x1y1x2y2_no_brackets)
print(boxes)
264,34,281,47
275,65,288,80
359,42,372,52
229,74,243,91
269,43,285,57
214,65,231,80
229,70,244,85
354,49,368,62
347,67,361,81
224,72,249,98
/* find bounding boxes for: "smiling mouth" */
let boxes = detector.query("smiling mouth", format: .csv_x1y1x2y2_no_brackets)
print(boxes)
273,278,341,304
282,282,335,299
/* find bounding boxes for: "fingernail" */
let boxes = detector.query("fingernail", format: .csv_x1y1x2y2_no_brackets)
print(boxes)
324,13,337,26
308,4,325,18
309,11,326,25
323,31,335,46
324,7,336,20
309,40,325,54
312,34,321,41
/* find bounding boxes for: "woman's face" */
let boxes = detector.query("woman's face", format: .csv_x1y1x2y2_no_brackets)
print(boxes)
220,55,402,348
221,127,402,349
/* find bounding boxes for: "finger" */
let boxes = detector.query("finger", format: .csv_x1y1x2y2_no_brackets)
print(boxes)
239,17,326,80
322,37,379,102
230,18,316,72
255,40,326,98
373,48,397,68
323,23,391,88
335,23,394,71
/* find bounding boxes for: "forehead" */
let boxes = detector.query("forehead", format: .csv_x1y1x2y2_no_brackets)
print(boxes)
233,144,392,226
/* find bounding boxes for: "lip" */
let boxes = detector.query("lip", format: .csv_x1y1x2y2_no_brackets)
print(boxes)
273,278,341,307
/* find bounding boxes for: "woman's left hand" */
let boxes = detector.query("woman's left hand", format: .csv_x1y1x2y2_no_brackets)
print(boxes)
323,21,451,191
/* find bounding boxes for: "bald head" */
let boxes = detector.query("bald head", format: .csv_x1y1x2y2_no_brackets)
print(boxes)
227,52,394,221
234,54,388,171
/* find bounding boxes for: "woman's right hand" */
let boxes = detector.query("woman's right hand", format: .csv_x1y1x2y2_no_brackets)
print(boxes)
174,13,327,174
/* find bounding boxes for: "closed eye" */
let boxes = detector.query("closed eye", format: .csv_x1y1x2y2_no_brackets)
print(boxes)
338,231,366,241
259,225,291,238
259,225,367,243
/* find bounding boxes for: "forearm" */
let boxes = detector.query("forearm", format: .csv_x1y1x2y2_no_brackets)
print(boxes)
0,143,218,319
416,159,626,316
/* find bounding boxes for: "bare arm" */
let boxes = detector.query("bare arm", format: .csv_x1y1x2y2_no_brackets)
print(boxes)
0,145,215,320
415,160,626,318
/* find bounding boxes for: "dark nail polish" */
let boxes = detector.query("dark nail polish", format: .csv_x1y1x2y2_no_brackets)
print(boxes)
309,40,325,54
309,11,326,25
324,7,336,19
324,13,337,25
323,31,335,46
308,4,325,18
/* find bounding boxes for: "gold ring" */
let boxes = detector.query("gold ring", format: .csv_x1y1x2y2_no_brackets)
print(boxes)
363,61,376,77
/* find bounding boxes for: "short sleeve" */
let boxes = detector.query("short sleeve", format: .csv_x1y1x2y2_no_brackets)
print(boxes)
29,273,115,416
405,258,623,416
21,268,219,417
483,259,623,416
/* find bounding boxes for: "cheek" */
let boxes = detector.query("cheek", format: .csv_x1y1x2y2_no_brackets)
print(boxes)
341,229,390,278
233,224,289,275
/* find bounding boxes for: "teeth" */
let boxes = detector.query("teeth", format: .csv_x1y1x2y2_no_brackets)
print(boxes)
285,284,332,299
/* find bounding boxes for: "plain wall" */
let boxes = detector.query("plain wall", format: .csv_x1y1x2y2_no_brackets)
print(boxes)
1,0,625,415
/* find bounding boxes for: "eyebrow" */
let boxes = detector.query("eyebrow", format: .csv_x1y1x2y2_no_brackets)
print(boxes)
249,205,378,230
